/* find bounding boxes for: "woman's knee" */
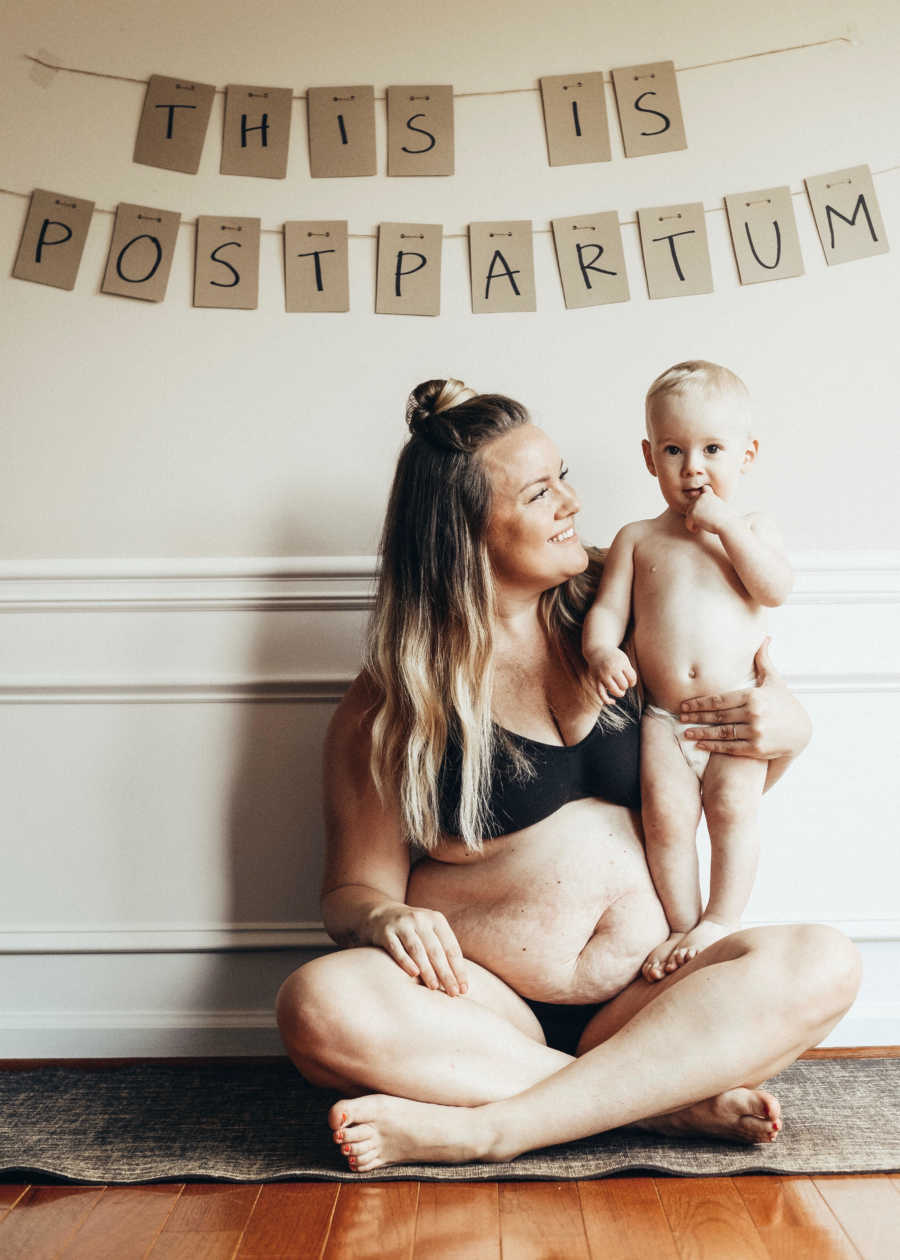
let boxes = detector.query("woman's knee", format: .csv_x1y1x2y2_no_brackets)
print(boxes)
276,950,385,1067
754,924,862,1029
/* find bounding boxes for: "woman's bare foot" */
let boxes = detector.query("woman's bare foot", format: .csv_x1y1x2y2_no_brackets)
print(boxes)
633,1087,782,1144
329,1095,493,1172
329,1082,782,1171
642,930,688,982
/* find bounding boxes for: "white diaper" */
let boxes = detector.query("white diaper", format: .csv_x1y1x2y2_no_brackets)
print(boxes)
645,675,757,781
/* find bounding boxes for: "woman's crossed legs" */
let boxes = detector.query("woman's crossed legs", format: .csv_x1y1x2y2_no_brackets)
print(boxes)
277,924,860,1171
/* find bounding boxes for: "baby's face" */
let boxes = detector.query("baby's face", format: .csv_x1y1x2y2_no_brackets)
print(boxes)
643,387,757,516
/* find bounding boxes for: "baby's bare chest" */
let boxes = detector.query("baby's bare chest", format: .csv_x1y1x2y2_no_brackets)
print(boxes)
633,534,748,609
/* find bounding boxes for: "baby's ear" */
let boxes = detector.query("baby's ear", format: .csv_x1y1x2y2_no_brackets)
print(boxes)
641,439,657,477
741,437,759,471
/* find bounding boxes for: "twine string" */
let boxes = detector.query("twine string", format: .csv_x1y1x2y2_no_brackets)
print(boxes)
25,36,854,101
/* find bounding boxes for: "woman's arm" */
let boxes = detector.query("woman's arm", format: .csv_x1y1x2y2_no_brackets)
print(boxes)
678,638,811,791
322,675,469,994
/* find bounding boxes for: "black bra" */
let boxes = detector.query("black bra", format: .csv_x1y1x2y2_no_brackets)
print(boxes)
437,711,641,839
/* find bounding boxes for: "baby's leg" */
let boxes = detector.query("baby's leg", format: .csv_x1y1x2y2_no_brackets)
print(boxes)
675,753,769,962
640,711,703,981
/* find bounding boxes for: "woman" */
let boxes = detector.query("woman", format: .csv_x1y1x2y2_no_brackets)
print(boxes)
276,379,860,1172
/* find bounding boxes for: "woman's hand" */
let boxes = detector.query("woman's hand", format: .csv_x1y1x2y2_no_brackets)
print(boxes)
367,902,469,997
679,638,811,763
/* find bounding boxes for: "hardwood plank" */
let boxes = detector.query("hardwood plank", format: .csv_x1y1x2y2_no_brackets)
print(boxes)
147,1231,244,1260
412,1182,501,1259
498,1182,590,1259
0,1186,105,1260
800,1048,900,1060
578,1178,680,1258
0,1185,28,1210
655,1177,769,1259
158,1183,261,1233
237,1182,338,1258
60,1184,183,1259
322,1183,419,1260
813,1175,900,1259
735,1175,860,1258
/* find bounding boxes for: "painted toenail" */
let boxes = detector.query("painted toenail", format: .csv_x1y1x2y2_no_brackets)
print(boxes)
342,1144,350,1153
340,1112,348,1123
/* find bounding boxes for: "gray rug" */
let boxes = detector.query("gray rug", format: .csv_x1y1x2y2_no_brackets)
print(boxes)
1,1058,898,1183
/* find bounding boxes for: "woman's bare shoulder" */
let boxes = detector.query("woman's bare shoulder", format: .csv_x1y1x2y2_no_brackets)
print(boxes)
326,672,380,764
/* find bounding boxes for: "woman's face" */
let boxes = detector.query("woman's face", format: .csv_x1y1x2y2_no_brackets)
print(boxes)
480,424,587,594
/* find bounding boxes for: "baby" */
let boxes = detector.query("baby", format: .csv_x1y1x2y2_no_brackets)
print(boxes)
583,360,793,981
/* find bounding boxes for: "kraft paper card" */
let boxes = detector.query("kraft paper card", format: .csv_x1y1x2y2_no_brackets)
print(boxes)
375,223,443,316
611,61,686,158
101,203,181,302
724,186,804,285
134,74,216,174
637,202,712,299
468,222,537,314
804,165,889,265
307,86,376,177
387,86,454,176
221,85,293,179
13,189,95,290
551,212,629,308
194,216,261,309
284,220,349,312
540,72,611,166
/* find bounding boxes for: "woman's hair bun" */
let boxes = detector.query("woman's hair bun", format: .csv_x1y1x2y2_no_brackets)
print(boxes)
406,379,477,437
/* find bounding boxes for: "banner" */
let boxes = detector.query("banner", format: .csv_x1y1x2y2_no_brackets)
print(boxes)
7,163,893,313
221,85,293,180
306,86,377,178
386,86,455,176
133,75,216,174
540,73,611,167
611,61,687,159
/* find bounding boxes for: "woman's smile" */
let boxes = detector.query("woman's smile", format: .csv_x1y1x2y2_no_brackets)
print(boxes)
549,525,578,542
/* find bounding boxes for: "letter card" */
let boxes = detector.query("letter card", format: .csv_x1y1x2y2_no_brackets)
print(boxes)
468,221,536,314
551,212,629,308
284,220,349,312
221,85,294,179
611,61,686,158
540,72,611,166
101,203,182,302
306,86,377,177
194,216,261,309
376,223,443,315
13,188,95,290
724,186,804,285
133,74,216,174
637,203,712,299
387,86,454,176
804,164,889,265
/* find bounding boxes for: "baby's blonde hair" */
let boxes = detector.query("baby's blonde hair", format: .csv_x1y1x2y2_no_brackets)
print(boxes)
645,360,751,434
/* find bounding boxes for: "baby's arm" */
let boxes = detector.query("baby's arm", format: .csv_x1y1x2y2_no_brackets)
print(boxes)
686,491,792,606
583,525,639,704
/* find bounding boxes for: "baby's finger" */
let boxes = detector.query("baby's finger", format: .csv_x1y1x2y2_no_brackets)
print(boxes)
595,683,614,706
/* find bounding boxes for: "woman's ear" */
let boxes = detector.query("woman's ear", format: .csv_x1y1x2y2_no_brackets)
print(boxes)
642,439,657,477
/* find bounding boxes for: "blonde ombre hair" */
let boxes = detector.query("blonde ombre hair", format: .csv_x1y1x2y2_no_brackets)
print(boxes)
363,379,630,854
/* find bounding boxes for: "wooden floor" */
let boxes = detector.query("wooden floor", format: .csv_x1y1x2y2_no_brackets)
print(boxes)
2,1049,898,1258
2,1175,900,1258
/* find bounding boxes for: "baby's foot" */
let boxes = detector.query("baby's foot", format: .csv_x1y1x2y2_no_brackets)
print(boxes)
667,918,735,971
634,1087,782,1145
642,930,688,982
329,1095,494,1173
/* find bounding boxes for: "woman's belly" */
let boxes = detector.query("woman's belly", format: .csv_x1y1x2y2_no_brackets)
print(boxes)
406,798,667,1003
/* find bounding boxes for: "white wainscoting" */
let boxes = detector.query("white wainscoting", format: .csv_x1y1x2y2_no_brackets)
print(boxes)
0,553,897,1056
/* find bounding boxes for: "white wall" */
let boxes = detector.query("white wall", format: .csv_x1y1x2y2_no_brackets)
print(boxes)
0,0,898,1054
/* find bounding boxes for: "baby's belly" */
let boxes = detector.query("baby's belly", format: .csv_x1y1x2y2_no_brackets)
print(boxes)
635,605,767,713
407,798,667,1003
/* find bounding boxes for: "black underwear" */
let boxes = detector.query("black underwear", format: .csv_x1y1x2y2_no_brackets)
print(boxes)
525,998,601,1057
437,710,641,839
